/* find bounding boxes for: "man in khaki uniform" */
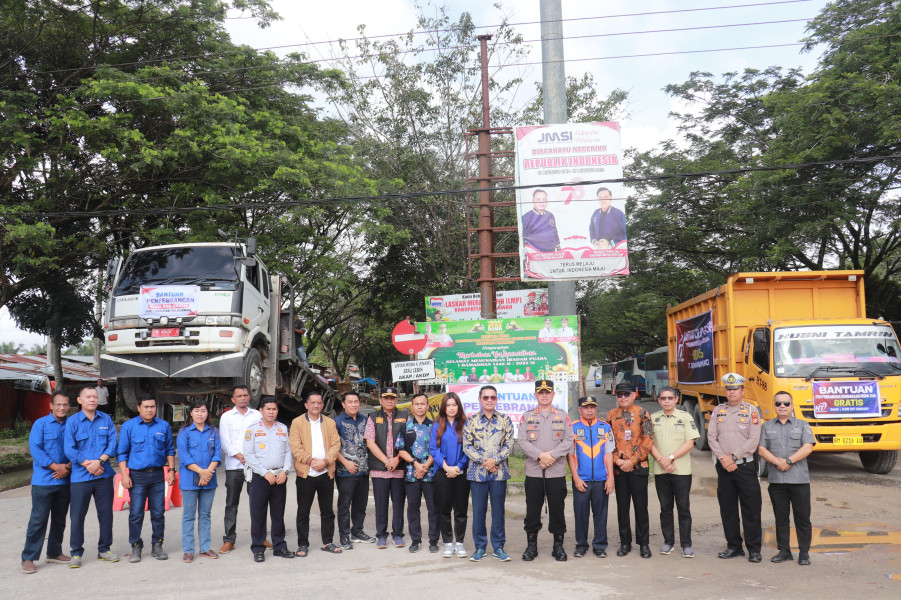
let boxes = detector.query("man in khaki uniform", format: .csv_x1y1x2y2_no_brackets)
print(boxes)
707,373,763,563
649,387,699,558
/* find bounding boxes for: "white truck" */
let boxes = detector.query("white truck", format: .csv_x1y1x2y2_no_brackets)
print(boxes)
100,240,334,418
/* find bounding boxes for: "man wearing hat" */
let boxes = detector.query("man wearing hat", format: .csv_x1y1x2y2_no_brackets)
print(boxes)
606,380,654,558
518,380,575,561
707,372,763,563
568,396,615,558
364,386,410,549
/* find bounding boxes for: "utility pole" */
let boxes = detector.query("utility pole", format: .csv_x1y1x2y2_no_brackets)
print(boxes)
540,0,577,317
476,34,497,320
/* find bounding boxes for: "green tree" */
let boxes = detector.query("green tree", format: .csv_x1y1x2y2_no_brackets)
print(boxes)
0,341,23,354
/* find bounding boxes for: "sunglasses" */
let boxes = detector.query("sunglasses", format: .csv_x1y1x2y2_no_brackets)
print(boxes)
615,392,632,397
481,395,498,400
774,401,792,407
659,396,677,401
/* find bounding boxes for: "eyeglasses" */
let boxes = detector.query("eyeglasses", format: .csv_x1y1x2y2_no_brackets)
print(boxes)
481,395,498,400
774,401,792,407
659,396,677,401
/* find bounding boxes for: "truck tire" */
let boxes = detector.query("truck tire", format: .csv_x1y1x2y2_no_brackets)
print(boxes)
243,347,264,407
755,453,768,478
690,401,710,451
119,377,142,413
859,450,897,474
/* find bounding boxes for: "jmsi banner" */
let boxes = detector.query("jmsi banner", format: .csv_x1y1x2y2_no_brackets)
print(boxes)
514,122,629,281
676,310,715,384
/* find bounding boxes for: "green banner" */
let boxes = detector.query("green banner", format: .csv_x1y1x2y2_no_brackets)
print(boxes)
416,315,580,383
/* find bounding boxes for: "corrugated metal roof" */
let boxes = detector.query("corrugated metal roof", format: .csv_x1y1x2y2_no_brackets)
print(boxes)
0,354,105,383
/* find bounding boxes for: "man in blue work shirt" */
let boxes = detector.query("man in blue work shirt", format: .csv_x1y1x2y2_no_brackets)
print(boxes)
64,385,118,568
568,396,614,558
21,391,72,574
117,393,176,563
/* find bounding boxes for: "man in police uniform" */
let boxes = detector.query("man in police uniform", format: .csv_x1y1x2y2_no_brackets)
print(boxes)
707,373,763,562
242,397,295,562
517,380,574,561
117,394,176,562
757,391,815,565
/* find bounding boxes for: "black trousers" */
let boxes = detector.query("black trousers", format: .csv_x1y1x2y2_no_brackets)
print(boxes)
768,482,811,554
613,468,649,546
654,473,693,547
371,477,405,538
295,473,335,547
336,475,369,538
716,461,762,553
248,474,287,554
433,469,469,543
223,469,247,544
523,476,567,536
405,480,438,544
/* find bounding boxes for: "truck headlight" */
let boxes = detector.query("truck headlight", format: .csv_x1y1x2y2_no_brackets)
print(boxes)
111,318,146,330
204,315,241,326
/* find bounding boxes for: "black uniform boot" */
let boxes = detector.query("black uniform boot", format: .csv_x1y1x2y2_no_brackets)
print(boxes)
522,533,538,561
551,534,567,562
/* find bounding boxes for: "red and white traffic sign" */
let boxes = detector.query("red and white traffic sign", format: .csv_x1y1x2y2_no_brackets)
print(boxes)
392,320,426,355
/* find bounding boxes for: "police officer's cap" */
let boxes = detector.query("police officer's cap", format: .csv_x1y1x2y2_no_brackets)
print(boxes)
578,396,598,407
535,379,554,393
380,386,398,397
721,372,746,389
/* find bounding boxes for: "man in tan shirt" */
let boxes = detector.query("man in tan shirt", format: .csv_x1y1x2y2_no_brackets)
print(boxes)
289,392,341,557
707,373,763,563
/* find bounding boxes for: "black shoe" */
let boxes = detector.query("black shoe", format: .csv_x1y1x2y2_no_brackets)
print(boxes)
798,554,811,566
253,552,265,563
409,541,421,553
748,552,762,563
339,536,353,550
594,548,607,558
273,548,296,559
770,552,793,563
616,544,632,557
639,545,652,559
150,541,167,561
574,546,587,558
717,548,745,559
428,542,439,553
522,532,538,561
551,534,567,562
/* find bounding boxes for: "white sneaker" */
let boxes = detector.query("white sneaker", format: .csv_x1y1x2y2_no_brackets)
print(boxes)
443,543,454,558
454,543,468,558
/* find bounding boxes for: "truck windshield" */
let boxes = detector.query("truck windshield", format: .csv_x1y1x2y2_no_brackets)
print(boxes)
773,325,901,378
113,246,241,295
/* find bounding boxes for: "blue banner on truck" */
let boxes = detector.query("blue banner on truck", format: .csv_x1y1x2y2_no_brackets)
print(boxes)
676,310,715,384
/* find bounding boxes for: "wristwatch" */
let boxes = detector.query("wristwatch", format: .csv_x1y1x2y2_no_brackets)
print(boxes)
668,454,675,461
786,458,793,466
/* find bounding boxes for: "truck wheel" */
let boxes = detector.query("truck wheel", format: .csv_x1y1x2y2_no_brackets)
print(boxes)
859,450,898,474
119,377,142,413
691,401,710,451
243,347,264,407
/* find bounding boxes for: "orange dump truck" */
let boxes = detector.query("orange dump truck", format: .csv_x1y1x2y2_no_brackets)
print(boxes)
667,271,901,474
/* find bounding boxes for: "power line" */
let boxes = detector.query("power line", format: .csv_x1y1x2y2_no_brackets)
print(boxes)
13,154,899,220
20,1,817,77
17,18,815,94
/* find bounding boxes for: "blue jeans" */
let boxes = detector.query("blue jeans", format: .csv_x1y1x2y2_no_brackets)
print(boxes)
469,479,507,551
69,477,114,556
572,479,609,551
128,469,166,546
182,488,215,553
22,484,70,561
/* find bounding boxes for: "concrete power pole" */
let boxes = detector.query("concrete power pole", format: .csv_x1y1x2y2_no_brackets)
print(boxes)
540,0,577,317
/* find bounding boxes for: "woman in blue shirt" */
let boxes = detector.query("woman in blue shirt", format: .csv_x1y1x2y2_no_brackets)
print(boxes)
429,393,470,558
177,399,221,563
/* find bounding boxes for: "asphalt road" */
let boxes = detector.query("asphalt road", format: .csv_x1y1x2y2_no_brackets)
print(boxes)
2,384,899,598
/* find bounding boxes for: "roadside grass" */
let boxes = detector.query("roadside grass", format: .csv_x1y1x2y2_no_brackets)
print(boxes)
0,421,31,447
0,453,32,474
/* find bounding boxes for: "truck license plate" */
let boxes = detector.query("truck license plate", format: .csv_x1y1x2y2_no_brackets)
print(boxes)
833,436,863,446
151,328,180,338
